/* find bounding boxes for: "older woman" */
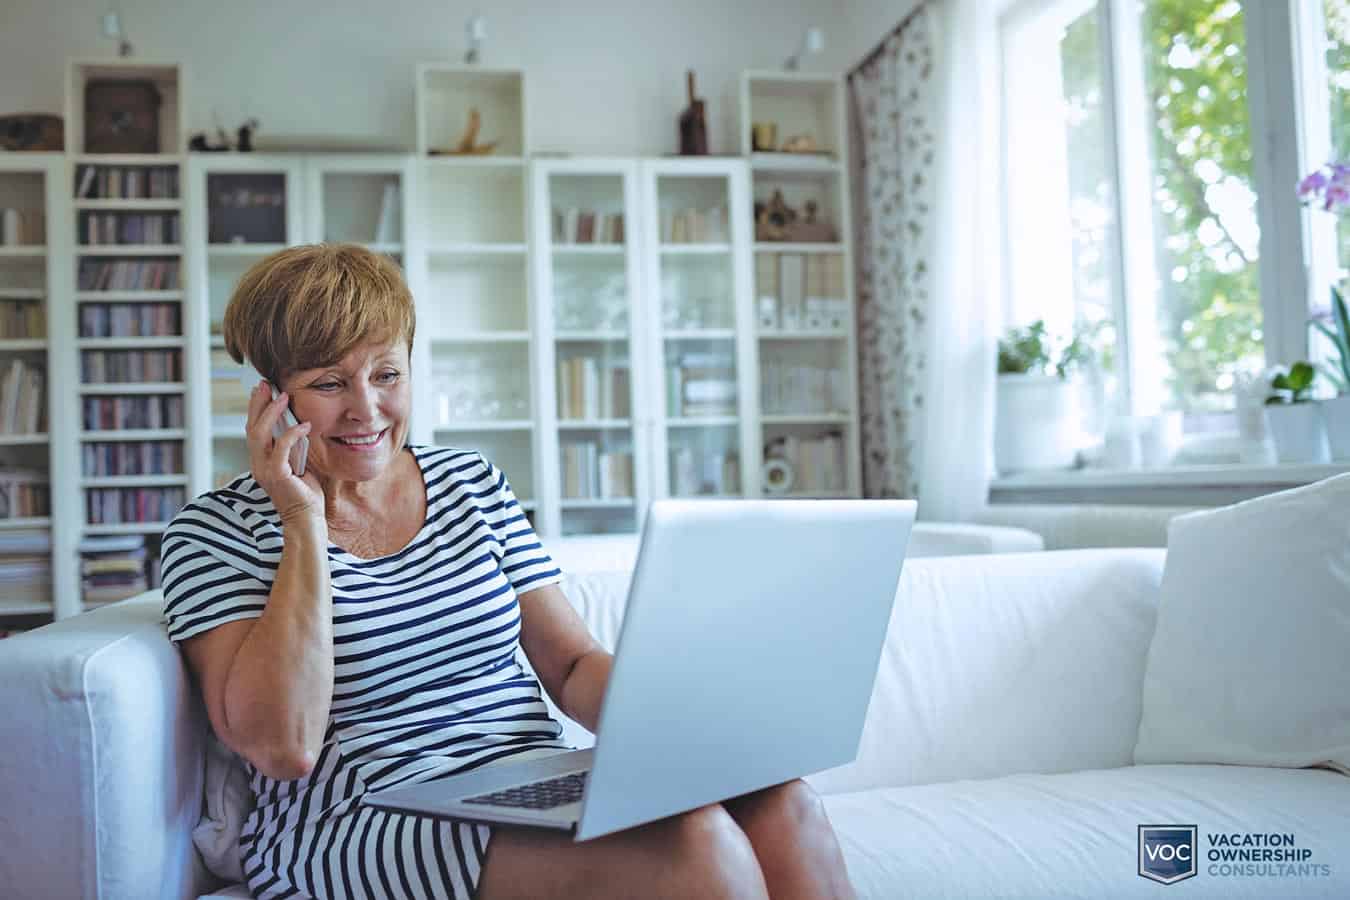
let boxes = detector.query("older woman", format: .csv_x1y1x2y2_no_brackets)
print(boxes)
161,243,855,900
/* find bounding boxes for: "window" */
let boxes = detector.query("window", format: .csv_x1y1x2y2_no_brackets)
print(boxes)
1001,0,1342,463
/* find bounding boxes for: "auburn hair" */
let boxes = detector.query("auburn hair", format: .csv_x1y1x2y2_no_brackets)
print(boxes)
221,243,415,385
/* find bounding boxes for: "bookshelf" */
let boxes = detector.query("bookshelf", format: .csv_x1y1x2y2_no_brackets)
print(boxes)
0,153,73,626
740,71,861,498
68,60,190,616
411,65,540,521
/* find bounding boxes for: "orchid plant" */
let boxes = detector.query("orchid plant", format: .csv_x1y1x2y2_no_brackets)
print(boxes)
1298,162,1350,214
1300,161,1350,394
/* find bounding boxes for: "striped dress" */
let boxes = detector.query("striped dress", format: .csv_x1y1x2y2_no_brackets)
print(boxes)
161,446,570,900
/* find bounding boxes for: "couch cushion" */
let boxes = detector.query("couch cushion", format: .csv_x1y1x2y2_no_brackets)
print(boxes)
1135,476,1350,773
824,764,1350,899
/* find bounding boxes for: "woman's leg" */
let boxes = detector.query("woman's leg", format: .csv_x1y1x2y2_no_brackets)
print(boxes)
722,780,856,900
475,802,770,900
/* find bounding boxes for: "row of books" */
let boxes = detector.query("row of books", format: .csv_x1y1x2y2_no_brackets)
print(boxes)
1,207,44,246
556,356,631,421
83,394,185,430
80,535,159,605
560,443,634,499
755,253,847,330
82,440,185,477
662,206,728,244
78,260,181,291
79,302,182,338
75,165,180,200
553,208,625,244
0,529,51,607
79,212,181,246
0,300,45,339
0,360,45,435
759,359,848,415
670,446,740,497
81,349,182,384
765,432,848,493
666,352,737,417
85,487,185,525
0,469,49,519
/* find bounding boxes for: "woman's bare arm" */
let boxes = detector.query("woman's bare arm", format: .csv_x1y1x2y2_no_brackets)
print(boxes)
517,583,613,733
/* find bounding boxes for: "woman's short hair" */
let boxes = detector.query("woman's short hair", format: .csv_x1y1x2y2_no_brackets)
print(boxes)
222,243,416,385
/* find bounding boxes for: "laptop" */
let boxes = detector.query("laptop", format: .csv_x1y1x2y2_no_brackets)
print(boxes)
361,498,915,841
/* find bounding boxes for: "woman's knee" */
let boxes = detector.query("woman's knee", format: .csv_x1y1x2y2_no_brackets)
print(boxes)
669,805,769,899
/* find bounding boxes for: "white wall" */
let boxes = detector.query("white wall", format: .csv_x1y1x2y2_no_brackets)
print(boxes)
0,0,895,156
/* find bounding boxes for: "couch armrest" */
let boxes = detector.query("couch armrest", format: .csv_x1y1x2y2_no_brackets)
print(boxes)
0,594,217,900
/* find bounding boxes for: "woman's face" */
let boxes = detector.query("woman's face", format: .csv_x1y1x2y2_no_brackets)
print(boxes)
281,338,412,483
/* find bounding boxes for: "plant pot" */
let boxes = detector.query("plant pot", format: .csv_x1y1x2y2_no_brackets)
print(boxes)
1322,394,1350,461
1264,402,1330,464
995,374,1080,474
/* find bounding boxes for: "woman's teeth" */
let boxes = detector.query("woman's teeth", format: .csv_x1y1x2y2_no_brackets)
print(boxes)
335,432,382,446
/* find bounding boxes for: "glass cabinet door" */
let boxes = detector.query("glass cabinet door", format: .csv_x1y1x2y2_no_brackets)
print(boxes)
533,161,646,536
641,160,755,504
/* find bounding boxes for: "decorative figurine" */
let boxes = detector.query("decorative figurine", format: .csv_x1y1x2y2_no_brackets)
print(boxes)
678,70,708,156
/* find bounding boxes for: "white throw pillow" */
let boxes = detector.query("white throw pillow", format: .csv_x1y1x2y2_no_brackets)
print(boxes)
194,733,253,881
1134,474,1350,773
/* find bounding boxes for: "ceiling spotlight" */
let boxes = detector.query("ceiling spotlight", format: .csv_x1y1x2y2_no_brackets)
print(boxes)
785,26,824,71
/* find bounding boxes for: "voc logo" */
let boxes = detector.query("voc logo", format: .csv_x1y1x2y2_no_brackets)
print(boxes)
1138,825,1198,885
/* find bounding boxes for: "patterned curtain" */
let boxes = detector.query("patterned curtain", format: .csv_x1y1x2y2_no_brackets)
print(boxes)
849,6,939,500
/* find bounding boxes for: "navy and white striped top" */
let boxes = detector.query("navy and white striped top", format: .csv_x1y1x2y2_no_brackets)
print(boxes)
159,446,569,899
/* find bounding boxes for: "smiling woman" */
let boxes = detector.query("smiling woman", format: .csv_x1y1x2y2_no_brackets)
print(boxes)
156,242,855,900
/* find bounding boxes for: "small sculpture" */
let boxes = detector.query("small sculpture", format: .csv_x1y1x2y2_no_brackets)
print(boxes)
430,108,498,156
678,70,708,156
781,133,819,153
236,118,259,152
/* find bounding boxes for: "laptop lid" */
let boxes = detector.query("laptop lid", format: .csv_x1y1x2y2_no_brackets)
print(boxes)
575,498,915,840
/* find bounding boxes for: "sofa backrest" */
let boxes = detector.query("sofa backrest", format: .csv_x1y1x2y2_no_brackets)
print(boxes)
550,548,1168,794
0,596,217,900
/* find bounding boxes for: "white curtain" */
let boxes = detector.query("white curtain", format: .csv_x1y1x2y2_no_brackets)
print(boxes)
849,0,1001,522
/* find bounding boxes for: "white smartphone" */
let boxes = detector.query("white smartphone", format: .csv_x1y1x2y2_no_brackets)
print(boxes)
240,364,308,476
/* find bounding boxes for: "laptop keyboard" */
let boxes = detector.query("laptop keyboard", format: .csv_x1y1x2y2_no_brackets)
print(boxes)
462,771,589,810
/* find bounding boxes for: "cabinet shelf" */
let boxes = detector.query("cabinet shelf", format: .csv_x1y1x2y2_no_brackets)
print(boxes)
75,199,182,211
0,339,47,351
664,329,736,341
81,475,188,488
83,523,171,535
0,602,53,616
749,153,842,174
666,416,739,428
434,420,533,432
208,243,287,257
73,153,184,165
553,244,624,256
557,419,632,430
0,247,45,258
0,289,44,300
0,517,52,530
424,156,526,169
77,337,184,350
77,244,183,257
428,242,527,257
76,291,182,302
761,413,853,426
659,243,730,254
0,433,48,445
431,331,531,345
555,330,629,342
753,242,844,254
80,382,186,395
560,498,634,509
758,329,849,340
81,429,186,441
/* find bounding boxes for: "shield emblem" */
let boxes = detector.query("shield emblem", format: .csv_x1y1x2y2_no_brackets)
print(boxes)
1138,825,1198,884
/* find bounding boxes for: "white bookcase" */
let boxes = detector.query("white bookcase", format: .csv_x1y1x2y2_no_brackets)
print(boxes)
740,71,862,498
410,65,540,518
0,153,76,624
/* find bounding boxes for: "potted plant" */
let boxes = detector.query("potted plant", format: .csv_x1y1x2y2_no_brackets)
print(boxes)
1310,286,1350,459
1264,361,1330,463
994,320,1093,474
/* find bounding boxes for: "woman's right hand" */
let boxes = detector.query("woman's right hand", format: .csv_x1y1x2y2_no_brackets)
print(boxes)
247,381,324,525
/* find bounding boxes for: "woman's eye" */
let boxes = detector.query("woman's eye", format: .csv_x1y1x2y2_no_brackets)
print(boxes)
377,370,400,383
315,382,341,391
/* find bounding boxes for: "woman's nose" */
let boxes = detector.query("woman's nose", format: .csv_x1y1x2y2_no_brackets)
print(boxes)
345,383,379,421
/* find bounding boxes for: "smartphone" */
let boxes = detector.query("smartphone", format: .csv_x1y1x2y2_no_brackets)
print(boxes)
240,364,308,476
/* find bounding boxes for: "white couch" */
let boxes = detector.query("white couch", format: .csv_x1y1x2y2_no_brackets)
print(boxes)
2,549,1347,899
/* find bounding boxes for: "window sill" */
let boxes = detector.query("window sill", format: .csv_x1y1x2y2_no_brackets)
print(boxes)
988,462,1350,506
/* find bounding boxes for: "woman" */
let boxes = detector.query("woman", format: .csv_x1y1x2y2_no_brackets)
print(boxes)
162,243,856,900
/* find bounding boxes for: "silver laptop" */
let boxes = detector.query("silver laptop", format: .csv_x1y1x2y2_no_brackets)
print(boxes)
361,498,915,841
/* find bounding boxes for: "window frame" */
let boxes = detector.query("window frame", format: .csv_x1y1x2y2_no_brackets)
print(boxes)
994,0,1343,501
